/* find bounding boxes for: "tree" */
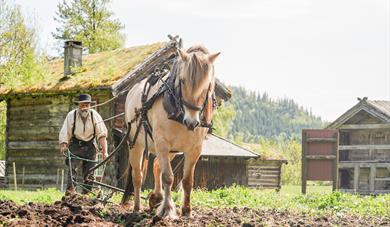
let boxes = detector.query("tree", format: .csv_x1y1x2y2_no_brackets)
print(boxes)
0,0,45,88
53,0,125,54
212,104,236,138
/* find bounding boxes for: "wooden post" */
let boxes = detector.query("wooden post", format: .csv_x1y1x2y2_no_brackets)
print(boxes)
61,169,64,192
353,165,360,192
333,132,339,191
369,164,376,192
22,167,25,189
56,169,59,187
12,162,17,191
301,131,307,194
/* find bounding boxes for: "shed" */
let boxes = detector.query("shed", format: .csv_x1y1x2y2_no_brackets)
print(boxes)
0,38,284,191
327,98,390,194
139,134,286,190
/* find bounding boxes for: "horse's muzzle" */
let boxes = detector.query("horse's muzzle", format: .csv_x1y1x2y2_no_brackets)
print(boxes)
184,119,199,131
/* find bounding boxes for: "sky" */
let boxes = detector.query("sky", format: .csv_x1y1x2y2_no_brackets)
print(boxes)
14,0,390,121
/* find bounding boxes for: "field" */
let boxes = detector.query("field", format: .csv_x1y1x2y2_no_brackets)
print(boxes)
0,185,389,226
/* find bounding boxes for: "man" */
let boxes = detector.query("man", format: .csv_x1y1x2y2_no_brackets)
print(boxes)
59,94,108,193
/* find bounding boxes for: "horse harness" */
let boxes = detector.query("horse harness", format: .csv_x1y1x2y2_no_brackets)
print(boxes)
126,60,216,162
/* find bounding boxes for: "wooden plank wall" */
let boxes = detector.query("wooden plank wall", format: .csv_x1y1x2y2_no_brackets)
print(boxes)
247,159,284,190
193,157,247,189
5,92,114,190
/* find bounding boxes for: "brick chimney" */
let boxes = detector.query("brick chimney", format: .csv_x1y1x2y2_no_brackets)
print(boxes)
64,41,82,77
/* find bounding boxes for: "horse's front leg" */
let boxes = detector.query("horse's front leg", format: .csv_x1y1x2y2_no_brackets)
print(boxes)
149,153,176,211
156,143,177,218
181,146,201,216
148,158,163,210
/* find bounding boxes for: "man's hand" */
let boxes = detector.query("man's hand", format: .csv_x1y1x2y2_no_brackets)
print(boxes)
102,151,108,160
98,136,108,160
60,143,68,155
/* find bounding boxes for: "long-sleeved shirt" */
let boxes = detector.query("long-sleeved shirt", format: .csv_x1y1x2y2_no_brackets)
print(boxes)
59,109,108,144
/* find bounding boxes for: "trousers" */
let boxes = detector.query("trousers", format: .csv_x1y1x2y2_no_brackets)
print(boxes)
65,137,96,194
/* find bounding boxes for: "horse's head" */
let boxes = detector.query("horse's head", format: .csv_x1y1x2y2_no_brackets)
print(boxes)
175,45,220,130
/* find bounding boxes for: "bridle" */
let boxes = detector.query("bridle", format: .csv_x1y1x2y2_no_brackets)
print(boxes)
177,78,212,119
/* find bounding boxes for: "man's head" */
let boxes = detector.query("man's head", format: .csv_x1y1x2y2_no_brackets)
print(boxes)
74,94,92,118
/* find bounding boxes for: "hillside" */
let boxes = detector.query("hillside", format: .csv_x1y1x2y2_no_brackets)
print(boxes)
221,86,326,142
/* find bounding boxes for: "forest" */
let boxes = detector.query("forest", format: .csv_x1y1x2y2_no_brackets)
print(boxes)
215,86,326,142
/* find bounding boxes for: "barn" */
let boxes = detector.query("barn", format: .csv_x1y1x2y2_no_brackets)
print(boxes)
0,38,286,191
327,98,390,194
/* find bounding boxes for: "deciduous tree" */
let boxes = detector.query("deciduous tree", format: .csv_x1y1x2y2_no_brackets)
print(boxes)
0,0,45,88
53,0,125,54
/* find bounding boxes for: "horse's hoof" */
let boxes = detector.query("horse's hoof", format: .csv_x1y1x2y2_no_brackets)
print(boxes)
149,192,163,210
157,202,177,219
181,206,192,217
133,205,141,212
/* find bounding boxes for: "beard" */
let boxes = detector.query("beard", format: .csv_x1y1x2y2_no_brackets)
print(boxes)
79,109,90,118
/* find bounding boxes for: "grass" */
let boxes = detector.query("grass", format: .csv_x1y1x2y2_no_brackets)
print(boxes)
0,185,389,218
0,188,63,204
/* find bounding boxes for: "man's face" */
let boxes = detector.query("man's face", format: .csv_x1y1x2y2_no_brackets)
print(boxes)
78,102,91,118
78,102,91,110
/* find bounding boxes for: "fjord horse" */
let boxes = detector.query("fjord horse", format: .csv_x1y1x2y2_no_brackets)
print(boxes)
121,45,220,218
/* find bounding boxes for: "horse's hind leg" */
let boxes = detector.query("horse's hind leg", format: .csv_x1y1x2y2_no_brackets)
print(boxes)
181,147,201,217
129,143,144,212
156,145,177,218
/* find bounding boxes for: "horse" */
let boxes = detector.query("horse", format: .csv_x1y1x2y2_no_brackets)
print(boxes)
121,45,220,218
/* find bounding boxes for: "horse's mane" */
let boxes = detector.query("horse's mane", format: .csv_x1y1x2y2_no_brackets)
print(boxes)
182,45,212,93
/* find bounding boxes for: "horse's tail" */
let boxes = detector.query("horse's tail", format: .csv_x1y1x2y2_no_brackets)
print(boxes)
121,163,134,204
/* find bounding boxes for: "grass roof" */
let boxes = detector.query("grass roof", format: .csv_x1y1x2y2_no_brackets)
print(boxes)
0,42,164,96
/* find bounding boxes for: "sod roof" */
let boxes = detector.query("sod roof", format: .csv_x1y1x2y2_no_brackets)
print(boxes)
0,42,164,96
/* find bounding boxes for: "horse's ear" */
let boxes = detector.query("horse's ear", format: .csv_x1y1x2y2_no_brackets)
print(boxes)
208,52,220,63
177,48,188,62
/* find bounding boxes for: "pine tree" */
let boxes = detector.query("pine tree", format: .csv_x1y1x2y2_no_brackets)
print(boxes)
53,0,125,54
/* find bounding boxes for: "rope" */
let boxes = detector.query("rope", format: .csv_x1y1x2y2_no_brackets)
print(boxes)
96,112,125,123
64,149,99,163
90,94,119,109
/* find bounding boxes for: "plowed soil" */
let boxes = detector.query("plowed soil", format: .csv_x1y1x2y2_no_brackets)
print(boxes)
0,192,388,226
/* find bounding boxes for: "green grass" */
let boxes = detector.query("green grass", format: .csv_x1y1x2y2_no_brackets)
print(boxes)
1,185,389,218
0,188,63,204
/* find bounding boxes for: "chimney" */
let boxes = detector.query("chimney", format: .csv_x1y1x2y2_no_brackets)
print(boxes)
64,41,83,77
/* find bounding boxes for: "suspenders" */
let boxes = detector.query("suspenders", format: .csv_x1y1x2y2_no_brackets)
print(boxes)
72,110,96,140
